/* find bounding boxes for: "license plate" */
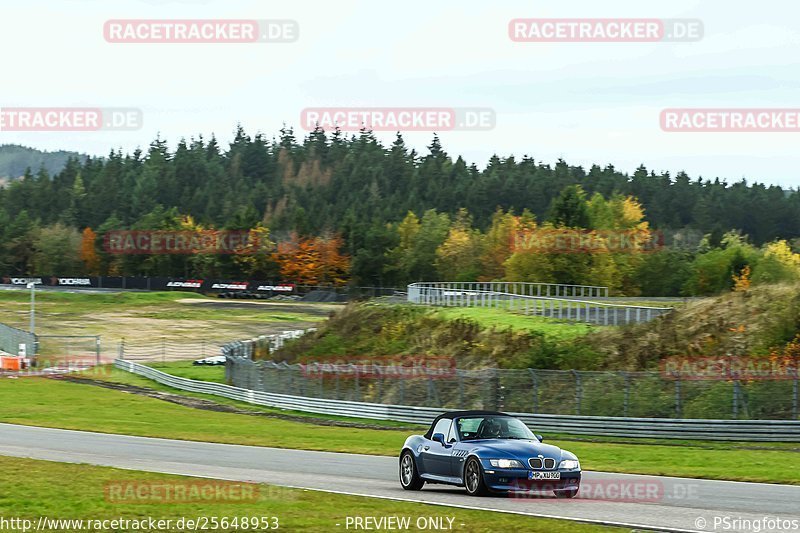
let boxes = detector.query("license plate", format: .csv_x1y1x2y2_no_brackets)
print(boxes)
528,471,560,480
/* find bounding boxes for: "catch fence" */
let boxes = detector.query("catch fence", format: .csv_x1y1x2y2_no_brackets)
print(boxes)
36,335,101,364
118,338,224,362
0,323,37,357
115,359,800,441
407,282,672,325
224,354,799,421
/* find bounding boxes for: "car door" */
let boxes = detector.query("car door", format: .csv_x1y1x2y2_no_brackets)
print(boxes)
420,418,454,477
444,420,465,478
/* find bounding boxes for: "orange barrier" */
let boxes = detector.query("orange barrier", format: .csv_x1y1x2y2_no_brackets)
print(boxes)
0,357,22,371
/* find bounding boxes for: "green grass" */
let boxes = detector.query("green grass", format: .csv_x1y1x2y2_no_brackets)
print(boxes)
0,377,407,454
0,456,619,533
144,361,226,382
434,307,597,340
86,366,418,429
1,376,798,484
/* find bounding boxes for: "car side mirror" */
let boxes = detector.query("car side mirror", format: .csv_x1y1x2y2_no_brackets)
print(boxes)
535,434,544,442
432,433,445,445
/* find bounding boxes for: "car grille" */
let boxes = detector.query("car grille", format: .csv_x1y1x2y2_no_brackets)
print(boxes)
529,458,556,469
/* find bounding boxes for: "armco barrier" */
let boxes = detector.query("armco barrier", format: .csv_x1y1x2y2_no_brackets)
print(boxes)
114,359,800,441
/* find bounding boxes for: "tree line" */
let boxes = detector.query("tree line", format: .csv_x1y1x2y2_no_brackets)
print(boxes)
1,126,799,295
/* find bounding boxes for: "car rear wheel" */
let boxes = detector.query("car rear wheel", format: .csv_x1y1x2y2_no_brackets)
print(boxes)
399,451,424,491
464,457,489,496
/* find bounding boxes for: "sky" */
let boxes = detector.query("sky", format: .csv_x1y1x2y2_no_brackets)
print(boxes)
1,0,799,187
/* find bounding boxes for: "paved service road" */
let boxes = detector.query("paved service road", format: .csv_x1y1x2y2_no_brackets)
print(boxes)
0,423,798,532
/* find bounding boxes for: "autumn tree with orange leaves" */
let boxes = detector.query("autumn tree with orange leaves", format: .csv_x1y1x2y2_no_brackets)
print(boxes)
80,227,100,275
271,233,350,285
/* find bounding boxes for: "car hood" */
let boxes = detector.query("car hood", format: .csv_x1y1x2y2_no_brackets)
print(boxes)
465,439,568,461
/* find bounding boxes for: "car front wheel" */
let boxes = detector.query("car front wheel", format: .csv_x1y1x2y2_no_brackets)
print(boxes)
399,451,424,491
463,457,489,496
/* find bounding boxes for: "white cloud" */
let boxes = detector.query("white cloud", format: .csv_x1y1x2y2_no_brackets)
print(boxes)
0,0,798,186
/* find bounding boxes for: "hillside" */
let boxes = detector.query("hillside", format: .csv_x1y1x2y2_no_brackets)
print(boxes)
0,144,87,180
588,282,800,369
273,283,800,372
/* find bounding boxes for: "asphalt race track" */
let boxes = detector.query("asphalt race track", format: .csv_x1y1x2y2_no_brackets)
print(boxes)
1,423,798,532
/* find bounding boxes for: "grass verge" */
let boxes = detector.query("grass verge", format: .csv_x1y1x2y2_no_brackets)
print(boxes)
433,307,597,340
0,456,620,532
143,361,226,383
0,375,798,484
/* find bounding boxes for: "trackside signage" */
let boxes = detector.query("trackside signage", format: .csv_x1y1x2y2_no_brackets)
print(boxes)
211,282,248,290
166,280,203,289
0,276,299,293
256,284,295,292
53,277,91,286
2,277,44,285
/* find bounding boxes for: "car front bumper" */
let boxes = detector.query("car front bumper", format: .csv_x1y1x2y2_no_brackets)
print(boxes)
482,468,581,493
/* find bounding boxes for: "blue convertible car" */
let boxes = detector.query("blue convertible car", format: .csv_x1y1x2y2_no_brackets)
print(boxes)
399,410,581,497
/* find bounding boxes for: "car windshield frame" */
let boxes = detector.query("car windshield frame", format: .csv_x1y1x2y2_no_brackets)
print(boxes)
455,415,538,441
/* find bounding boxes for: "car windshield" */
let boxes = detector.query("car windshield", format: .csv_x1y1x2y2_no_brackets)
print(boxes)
456,416,537,441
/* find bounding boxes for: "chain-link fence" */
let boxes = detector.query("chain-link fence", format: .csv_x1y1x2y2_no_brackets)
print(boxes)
0,322,37,357
36,335,101,364
407,282,672,325
223,354,799,420
118,338,224,362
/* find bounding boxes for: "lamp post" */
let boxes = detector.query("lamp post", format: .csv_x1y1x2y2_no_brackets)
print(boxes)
25,281,37,365
26,282,35,334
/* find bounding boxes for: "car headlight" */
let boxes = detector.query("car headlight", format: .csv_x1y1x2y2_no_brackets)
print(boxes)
559,459,580,470
489,459,524,469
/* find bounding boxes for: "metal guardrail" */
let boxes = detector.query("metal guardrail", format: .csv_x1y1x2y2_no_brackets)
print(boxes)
114,359,800,441
407,282,673,324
